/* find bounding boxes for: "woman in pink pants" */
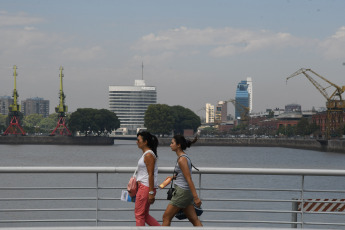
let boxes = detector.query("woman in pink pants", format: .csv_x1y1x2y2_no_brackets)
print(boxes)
134,131,160,226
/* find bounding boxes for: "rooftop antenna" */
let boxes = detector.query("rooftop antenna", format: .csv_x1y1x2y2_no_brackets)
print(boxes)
3,65,26,135
142,62,144,80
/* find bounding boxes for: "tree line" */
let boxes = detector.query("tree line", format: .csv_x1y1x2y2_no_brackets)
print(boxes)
144,104,201,136
1,104,200,136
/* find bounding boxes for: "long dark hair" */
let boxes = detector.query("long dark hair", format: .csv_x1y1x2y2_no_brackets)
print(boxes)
173,135,198,151
137,131,159,157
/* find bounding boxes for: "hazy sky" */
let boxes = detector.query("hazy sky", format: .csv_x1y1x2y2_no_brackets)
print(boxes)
1,0,345,117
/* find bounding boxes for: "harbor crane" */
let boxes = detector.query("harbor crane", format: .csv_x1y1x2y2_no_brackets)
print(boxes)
3,65,26,135
286,68,345,139
226,99,250,125
50,66,72,136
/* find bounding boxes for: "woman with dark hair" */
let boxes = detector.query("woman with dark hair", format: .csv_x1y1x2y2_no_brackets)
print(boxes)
134,131,160,226
162,135,203,226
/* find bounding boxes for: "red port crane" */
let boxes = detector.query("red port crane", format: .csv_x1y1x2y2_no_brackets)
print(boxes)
3,65,26,136
50,67,72,136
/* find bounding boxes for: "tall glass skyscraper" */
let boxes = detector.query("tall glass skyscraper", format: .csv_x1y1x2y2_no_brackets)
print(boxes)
235,80,250,120
109,80,157,134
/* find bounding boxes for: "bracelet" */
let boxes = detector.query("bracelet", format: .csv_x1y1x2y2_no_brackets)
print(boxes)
149,191,154,195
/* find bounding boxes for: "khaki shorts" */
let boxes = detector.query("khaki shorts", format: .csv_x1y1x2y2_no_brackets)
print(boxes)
169,185,193,208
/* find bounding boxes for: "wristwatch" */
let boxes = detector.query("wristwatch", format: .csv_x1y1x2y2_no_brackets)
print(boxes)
149,191,154,195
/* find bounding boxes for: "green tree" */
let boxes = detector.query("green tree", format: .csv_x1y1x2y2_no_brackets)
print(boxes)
94,109,120,135
286,125,296,137
296,118,320,136
0,114,7,132
296,118,309,135
171,105,201,134
68,108,120,136
23,114,43,127
39,114,59,132
144,104,175,136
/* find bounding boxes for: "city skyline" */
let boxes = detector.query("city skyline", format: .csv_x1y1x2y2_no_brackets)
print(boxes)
0,0,344,117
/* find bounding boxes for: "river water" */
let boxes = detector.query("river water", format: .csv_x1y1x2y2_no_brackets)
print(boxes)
1,140,344,169
0,140,344,228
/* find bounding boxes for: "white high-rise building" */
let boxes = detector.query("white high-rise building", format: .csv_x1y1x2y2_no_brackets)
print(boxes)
246,77,253,113
205,103,215,123
109,80,157,135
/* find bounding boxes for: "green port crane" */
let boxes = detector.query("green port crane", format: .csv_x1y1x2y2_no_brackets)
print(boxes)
286,68,345,139
3,65,26,135
50,66,72,136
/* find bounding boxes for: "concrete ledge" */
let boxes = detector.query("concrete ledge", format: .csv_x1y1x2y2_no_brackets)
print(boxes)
158,138,345,153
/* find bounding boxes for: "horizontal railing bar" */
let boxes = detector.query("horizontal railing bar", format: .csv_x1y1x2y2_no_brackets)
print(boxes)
203,209,300,213
0,208,96,212
1,167,345,176
205,198,299,202
2,186,344,194
200,187,302,192
95,220,136,222
197,220,299,224
0,208,302,214
0,187,97,190
303,212,345,215
303,189,345,193
0,219,96,223
297,200,345,204
98,219,298,225
0,197,95,201
303,221,345,226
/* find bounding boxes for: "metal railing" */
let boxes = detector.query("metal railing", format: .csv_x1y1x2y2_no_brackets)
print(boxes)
0,167,344,228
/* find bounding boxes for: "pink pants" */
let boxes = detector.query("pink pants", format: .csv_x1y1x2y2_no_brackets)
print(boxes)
134,183,160,226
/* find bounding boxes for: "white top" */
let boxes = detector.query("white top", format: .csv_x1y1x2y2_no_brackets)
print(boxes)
136,150,158,188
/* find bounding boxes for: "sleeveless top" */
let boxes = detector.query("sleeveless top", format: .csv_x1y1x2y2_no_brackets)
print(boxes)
174,154,192,190
136,150,158,188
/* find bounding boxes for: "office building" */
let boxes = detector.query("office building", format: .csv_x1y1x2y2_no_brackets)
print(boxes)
235,80,250,120
205,103,215,123
0,96,14,115
109,80,157,135
215,101,227,123
21,97,50,117
247,77,253,113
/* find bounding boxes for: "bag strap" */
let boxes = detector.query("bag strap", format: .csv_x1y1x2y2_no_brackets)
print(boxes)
133,166,138,177
179,154,199,171
170,154,199,189
133,153,144,177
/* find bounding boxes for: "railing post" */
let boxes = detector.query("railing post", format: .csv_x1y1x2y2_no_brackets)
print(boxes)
96,172,99,226
291,198,298,228
198,173,202,221
301,175,305,228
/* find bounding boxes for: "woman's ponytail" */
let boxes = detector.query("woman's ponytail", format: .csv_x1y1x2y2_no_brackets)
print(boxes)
174,134,198,150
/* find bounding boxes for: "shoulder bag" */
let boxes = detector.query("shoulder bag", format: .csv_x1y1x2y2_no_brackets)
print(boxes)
127,166,138,198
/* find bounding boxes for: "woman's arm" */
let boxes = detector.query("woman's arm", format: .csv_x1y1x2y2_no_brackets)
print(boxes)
144,153,156,204
178,157,202,207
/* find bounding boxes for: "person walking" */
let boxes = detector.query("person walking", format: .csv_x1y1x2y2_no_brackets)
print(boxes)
134,131,160,226
162,134,203,226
